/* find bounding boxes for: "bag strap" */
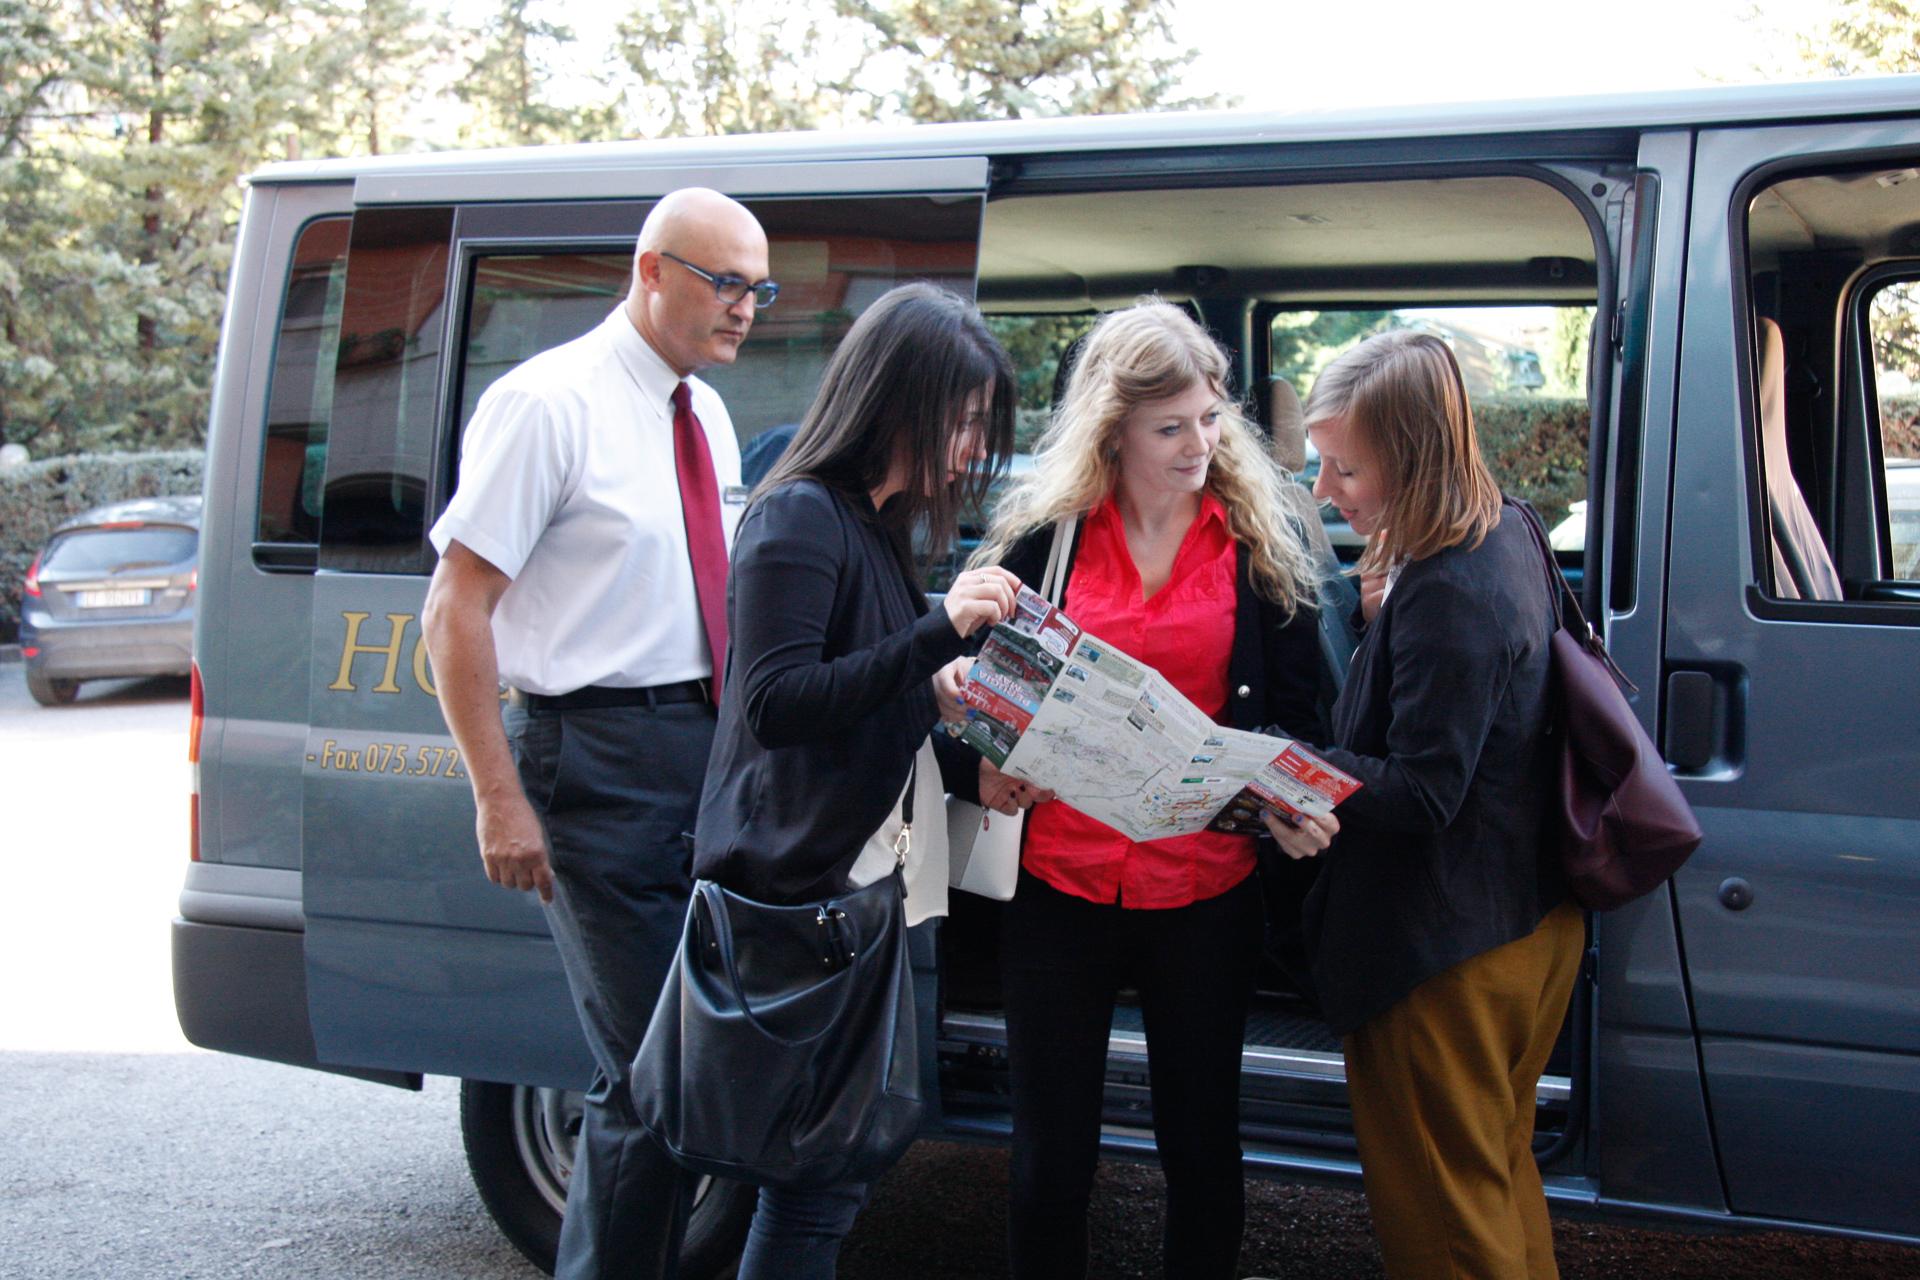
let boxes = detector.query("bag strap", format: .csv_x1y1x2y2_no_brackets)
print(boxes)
1038,514,1078,605
693,881,864,1047
893,759,915,869
1508,498,1637,694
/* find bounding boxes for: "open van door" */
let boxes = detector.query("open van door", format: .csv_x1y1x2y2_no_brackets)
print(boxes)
1663,118,1920,1237
299,159,992,1090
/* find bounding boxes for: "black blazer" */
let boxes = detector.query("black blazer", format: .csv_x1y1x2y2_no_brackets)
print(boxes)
694,479,973,903
996,517,1327,748
1304,503,1568,1035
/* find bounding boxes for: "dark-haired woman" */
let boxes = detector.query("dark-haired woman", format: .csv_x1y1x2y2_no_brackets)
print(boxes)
690,281,1021,1279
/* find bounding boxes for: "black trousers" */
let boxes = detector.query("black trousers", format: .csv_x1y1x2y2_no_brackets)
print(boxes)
1002,868,1264,1280
508,699,711,1280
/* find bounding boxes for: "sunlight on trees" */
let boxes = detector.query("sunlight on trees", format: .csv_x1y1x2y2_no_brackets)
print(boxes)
1,0,1208,453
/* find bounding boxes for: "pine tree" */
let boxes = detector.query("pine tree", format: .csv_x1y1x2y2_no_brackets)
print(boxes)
66,0,342,447
604,0,1215,138
613,0,867,137
840,0,1210,123
456,0,620,146
1796,0,1920,76
310,0,448,155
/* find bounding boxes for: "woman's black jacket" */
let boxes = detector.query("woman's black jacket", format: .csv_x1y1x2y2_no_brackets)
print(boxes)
693,479,975,904
1304,504,1570,1035
994,518,1327,750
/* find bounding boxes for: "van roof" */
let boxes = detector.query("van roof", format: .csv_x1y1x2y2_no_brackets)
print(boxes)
249,74,1920,190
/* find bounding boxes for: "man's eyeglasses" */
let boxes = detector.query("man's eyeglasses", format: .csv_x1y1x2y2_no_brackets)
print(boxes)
661,251,780,309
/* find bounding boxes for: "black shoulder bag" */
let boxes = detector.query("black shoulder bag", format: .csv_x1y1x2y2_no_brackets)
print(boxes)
631,767,922,1188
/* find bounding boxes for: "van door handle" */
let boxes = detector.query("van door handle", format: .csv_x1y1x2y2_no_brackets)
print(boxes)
1663,665,1744,775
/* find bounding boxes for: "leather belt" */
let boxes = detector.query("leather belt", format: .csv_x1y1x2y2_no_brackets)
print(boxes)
508,680,712,712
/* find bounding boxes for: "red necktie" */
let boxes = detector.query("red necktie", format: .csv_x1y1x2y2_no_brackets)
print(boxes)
671,382,730,701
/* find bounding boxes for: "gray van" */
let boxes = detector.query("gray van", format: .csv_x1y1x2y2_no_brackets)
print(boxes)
173,77,1920,1274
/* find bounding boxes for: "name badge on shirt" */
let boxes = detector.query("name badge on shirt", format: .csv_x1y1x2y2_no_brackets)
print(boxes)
723,485,751,506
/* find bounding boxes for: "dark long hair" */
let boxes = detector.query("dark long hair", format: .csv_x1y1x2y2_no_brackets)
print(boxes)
755,282,1016,560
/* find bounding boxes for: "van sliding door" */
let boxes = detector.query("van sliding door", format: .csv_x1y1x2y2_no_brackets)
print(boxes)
302,159,989,1087
1665,120,1920,1236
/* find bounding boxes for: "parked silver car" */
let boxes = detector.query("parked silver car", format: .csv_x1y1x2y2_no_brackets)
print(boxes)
19,495,200,706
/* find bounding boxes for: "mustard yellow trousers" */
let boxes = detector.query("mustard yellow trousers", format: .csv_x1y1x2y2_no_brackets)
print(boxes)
1343,899,1585,1280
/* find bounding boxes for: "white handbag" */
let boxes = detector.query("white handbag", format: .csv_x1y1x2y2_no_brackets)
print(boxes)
946,515,1076,901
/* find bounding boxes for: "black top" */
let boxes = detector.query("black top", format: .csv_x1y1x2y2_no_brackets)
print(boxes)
1304,503,1569,1035
996,516,1328,751
693,479,973,903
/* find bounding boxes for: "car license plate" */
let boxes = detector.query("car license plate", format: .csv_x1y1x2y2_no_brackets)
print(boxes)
76,588,151,608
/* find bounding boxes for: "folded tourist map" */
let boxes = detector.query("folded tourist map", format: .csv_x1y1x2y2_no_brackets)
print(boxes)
957,586,1362,842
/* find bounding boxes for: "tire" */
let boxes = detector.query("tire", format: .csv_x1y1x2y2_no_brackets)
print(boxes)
25,669,78,706
459,1080,758,1278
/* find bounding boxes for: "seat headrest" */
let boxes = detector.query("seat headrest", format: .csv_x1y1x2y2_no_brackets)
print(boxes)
1271,377,1307,473
1756,316,1844,601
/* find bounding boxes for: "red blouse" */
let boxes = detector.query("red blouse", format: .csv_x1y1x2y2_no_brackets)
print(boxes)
1021,494,1257,909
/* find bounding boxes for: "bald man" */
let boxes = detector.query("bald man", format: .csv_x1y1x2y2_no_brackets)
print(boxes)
424,188,773,1279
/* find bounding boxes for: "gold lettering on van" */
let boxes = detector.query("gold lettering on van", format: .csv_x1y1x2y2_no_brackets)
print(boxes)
412,638,438,699
330,611,415,694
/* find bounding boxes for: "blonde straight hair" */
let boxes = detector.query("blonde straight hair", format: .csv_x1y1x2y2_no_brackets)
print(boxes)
1303,329,1502,577
973,300,1316,613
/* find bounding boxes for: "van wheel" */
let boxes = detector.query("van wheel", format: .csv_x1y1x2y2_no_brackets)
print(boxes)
459,1080,757,1278
25,670,79,706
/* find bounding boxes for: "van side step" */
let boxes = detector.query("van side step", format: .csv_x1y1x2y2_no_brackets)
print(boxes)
941,1010,1570,1105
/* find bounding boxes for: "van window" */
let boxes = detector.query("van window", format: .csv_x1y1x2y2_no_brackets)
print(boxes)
986,312,1100,420
45,525,197,573
257,217,349,548
319,206,455,574
1267,304,1594,544
449,195,985,464
459,253,630,426
1747,165,1920,599
1866,277,1920,579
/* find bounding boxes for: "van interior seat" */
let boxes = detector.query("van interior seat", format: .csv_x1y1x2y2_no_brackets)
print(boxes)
1270,376,1360,685
1756,316,1844,600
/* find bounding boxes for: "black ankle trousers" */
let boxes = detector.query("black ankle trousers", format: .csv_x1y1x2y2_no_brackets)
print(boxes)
1002,868,1264,1280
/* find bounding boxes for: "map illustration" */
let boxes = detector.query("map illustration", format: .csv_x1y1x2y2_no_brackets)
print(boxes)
958,586,1361,841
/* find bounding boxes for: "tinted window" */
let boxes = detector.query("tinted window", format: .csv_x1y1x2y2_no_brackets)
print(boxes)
459,253,629,426
321,206,455,574
1747,165,1920,599
44,527,197,573
450,194,982,457
1867,277,1920,578
257,218,349,546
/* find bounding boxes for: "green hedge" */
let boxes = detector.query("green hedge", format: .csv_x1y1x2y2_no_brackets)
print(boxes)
0,450,205,643
1474,395,1589,530
1008,396,1592,530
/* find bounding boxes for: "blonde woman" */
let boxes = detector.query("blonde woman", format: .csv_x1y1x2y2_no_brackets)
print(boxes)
1270,328,1582,1279
944,300,1324,1279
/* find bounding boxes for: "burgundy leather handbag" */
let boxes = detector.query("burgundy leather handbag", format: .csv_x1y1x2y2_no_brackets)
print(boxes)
1513,501,1703,910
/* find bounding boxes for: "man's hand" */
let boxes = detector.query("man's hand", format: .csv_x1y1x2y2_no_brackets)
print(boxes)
934,656,973,724
477,791,555,903
1262,808,1339,860
979,756,1055,816
423,541,554,901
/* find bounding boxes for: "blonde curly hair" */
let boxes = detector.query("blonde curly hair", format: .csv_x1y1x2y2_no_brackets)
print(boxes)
972,300,1317,614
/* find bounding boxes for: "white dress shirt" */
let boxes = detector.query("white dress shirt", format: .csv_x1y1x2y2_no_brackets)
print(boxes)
430,307,744,695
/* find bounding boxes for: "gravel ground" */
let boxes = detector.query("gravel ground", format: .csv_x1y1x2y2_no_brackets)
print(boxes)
839,1141,1920,1279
